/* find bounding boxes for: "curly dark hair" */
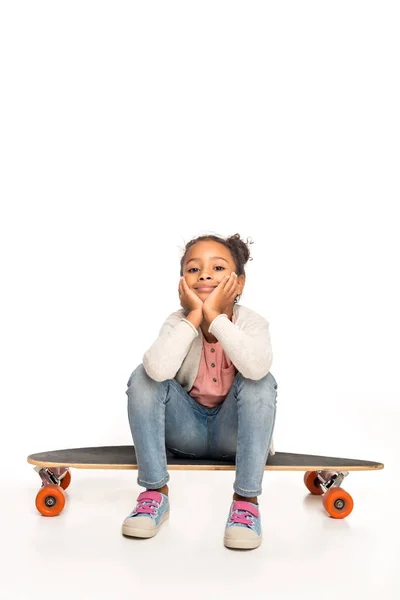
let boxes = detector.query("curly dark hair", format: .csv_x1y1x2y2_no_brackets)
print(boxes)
179,233,254,304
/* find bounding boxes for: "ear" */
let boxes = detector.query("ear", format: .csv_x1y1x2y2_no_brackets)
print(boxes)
236,274,245,295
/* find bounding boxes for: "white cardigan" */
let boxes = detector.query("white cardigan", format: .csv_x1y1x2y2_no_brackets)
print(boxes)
142,303,276,455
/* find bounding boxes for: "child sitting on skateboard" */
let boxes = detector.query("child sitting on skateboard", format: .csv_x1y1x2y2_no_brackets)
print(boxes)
122,233,278,550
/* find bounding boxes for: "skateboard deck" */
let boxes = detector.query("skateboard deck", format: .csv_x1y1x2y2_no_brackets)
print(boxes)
27,445,383,471
27,446,383,520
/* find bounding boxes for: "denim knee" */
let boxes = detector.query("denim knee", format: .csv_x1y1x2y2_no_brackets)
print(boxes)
126,362,166,391
236,370,277,389
126,363,148,393
235,370,278,406
126,363,170,414
264,371,278,392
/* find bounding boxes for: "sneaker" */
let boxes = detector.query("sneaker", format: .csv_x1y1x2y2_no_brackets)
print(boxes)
224,500,262,549
122,490,169,538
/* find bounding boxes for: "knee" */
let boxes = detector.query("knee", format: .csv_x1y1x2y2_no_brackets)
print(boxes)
126,362,170,409
126,363,155,394
257,372,278,405
237,370,277,390
126,364,156,417
236,370,278,405
264,371,278,393
126,363,143,389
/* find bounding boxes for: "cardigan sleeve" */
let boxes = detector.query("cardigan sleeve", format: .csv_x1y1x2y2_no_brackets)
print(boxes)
142,314,198,382
208,313,273,379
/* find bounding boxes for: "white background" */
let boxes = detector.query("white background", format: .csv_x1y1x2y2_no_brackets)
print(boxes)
1,1,399,599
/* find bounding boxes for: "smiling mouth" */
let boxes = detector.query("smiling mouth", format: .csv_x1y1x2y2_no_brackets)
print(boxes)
195,287,215,291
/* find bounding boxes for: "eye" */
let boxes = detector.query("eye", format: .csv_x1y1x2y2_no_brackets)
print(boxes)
188,266,225,273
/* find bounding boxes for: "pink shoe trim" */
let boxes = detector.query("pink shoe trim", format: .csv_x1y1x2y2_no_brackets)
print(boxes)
133,491,163,515
137,491,163,503
232,501,259,517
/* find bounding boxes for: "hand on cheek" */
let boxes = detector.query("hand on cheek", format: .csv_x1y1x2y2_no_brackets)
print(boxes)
203,272,240,314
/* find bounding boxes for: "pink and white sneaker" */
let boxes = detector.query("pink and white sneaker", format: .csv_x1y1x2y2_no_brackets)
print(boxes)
224,500,262,549
122,490,169,538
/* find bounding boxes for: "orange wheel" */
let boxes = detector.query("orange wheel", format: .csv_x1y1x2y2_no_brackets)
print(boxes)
323,487,354,519
35,485,66,517
60,470,71,490
304,471,324,495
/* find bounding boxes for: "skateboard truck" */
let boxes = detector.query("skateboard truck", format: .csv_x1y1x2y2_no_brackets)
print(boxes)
316,470,349,492
32,466,71,516
34,466,69,487
303,469,354,517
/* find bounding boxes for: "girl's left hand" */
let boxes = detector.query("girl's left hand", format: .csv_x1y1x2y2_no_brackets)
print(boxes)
203,273,240,314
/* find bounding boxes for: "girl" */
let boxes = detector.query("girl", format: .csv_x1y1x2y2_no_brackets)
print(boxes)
122,233,278,550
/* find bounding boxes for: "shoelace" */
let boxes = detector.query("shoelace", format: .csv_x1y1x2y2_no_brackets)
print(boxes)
131,499,160,516
229,508,255,527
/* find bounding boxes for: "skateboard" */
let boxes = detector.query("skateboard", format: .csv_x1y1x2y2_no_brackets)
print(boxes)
27,446,383,520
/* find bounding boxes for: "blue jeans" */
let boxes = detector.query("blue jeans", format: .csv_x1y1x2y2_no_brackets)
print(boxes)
125,363,278,498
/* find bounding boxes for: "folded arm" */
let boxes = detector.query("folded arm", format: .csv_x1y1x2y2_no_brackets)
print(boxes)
142,315,198,381
206,311,273,379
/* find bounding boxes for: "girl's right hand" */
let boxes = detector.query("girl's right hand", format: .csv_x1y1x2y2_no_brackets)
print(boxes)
178,276,204,312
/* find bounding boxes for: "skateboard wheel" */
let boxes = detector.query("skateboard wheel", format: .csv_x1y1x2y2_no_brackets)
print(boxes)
35,485,66,517
60,470,71,490
304,471,324,495
323,487,354,519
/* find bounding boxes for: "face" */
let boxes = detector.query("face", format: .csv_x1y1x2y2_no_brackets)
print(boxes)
183,241,245,300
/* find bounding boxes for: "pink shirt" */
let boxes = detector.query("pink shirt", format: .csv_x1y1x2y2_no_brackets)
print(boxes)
189,315,238,408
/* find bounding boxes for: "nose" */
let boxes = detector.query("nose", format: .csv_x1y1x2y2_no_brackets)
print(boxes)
199,274,212,281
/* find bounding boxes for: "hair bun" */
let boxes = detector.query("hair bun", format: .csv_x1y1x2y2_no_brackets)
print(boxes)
226,233,254,265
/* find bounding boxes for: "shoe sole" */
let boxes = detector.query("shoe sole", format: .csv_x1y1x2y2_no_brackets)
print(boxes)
224,533,262,550
122,510,169,538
